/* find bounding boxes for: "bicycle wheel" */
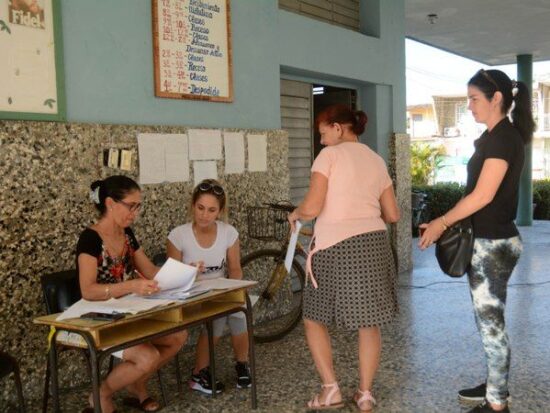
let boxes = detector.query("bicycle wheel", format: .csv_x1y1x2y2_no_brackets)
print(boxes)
241,249,305,343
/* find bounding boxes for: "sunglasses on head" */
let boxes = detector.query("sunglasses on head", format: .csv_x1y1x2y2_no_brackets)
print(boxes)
477,69,499,90
197,182,224,196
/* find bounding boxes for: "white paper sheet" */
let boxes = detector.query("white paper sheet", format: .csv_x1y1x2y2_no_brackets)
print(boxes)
164,134,189,182
194,278,257,290
138,133,167,184
284,220,303,273
247,133,267,172
193,160,218,186
56,296,174,321
223,132,245,174
154,257,197,291
188,129,222,160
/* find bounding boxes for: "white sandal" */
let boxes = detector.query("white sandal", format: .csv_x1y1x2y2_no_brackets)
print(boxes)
354,389,376,412
306,382,345,410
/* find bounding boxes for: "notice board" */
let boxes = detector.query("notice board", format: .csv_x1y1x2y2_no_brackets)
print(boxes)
0,0,65,120
152,0,233,102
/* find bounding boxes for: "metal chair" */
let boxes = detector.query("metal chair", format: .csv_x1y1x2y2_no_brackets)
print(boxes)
40,269,181,412
40,269,90,413
0,351,26,412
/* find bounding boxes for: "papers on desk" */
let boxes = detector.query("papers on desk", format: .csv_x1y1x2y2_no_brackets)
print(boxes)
154,258,197,290
194,278,257,290
142,258,199,300
284,220,302,273
56,295,174,321
146,278,257,301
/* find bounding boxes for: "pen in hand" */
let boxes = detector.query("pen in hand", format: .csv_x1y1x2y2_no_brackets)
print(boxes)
133,269,160,295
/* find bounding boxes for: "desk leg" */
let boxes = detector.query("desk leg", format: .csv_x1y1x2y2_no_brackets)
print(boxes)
48,339,60,413
89,350,102,413
80,333,102,413
245,294,257,409
206,321,217,398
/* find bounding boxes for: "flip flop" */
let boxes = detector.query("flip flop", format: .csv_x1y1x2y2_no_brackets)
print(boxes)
122,396,161,412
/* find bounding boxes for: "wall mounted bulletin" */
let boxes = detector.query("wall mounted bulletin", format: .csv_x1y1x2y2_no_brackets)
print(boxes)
247,133,267,172
0,0,65,120
137,133,190,184
152,0,233,102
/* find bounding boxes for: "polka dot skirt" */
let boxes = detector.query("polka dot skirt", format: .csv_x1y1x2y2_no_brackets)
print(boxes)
303,230,398,330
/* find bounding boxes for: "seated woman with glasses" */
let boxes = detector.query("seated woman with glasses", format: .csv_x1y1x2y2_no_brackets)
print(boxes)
167,179,251,395
77,175,187,413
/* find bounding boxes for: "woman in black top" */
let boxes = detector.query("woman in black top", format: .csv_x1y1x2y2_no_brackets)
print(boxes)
419,69,535,413
77,176,187,413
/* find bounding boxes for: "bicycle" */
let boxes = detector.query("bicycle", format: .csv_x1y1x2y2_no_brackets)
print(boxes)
411,190,430,237
241,201,312,343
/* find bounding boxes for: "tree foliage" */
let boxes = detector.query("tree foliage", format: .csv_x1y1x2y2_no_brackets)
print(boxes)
410,143,446,186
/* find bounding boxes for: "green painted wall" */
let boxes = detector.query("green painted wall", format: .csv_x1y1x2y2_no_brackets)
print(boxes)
61,0,405,135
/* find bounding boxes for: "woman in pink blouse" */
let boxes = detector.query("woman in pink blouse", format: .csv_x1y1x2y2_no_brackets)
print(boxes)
288,104,400,411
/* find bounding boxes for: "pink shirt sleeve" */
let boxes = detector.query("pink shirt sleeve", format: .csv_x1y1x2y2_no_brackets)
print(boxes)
311,147,334,178
379,161,393,195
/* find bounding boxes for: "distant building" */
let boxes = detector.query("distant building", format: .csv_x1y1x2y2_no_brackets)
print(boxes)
407,79,550,181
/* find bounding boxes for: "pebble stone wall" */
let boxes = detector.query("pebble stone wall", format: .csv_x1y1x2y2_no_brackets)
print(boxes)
0,120,289,404
389,133,413,273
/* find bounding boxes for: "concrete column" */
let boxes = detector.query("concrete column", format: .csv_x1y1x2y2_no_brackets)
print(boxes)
516,54,533,226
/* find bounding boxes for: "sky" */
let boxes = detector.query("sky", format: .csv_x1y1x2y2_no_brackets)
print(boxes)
406,38,550,105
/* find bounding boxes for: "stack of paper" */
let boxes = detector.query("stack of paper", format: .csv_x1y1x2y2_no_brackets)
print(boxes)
146,258,199,300
56,295,174,321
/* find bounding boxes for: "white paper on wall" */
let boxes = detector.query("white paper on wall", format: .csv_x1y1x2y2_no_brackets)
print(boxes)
223,132,245,174
188,129,222,160
165,134,189,182
247,133,267,172
193,161,218,186
138,133,167,184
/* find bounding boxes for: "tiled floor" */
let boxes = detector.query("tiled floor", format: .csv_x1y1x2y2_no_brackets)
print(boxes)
27,222,550,412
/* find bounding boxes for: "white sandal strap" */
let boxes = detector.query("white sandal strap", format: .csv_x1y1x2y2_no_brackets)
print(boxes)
357,389,376,406
322,382,339,406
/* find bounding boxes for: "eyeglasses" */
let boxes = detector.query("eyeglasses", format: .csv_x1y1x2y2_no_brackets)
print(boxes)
478,69,499,91
197,182,225,196
117,200,142,213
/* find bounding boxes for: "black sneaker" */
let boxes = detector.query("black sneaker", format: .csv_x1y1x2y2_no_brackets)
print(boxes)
467,400,510,413
459,383,511,403
188,367,225,395
235,361,251,388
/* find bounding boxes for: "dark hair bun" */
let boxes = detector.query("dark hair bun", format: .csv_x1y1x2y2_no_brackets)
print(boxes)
353,111,368,135
90,180,102,191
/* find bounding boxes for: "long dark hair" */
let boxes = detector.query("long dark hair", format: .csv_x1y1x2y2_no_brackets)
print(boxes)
315,104,368,135
90,175,141,215
468,69,535,144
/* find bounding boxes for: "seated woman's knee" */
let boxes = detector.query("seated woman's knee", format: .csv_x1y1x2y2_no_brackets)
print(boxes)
170,330,187,348
129,344,160,373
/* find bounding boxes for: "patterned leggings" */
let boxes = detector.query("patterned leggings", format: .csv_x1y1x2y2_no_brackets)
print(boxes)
467,236,522,405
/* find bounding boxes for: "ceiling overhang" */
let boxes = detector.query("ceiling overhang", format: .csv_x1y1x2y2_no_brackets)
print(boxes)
406,0,550,66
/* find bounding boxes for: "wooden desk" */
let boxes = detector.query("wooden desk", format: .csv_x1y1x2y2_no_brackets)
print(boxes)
34,285,257,412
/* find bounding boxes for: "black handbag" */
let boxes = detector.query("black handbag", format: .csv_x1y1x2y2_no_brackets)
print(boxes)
435,218,474,277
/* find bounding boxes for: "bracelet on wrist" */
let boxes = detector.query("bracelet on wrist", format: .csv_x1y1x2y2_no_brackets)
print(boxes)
105,285,111,299
440,217,449,231
441,214,450,228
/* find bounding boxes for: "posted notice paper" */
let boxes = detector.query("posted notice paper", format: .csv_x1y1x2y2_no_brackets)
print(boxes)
138,133,166,184
223,131,245,174
193,160,218,186
164,134,189,182
188,129,222,160
247,133,267,172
